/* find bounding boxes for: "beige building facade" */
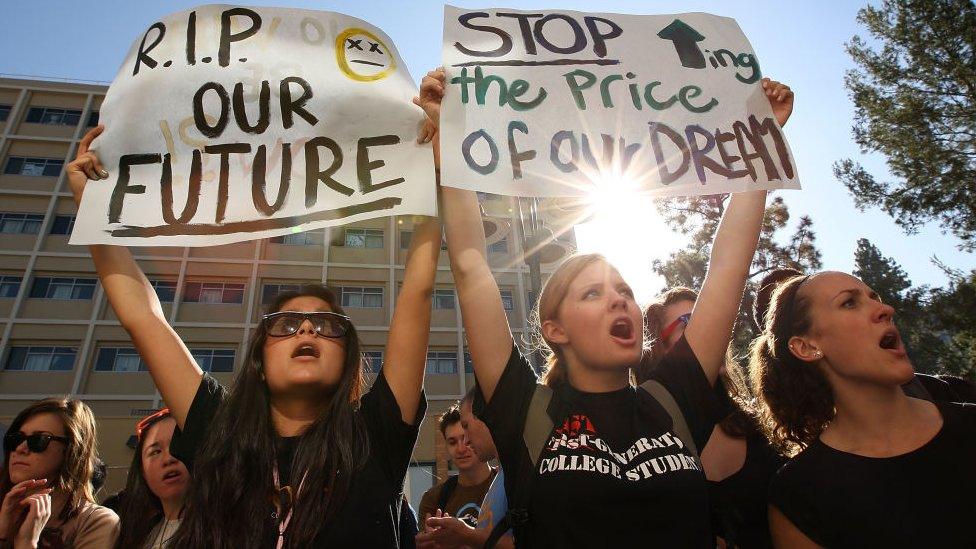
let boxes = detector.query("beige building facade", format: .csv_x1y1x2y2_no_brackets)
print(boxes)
0,76,577,510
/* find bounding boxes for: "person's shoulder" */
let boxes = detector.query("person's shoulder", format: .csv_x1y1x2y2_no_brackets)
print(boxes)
936,400,976,429
771,443,829,486
421,479,446,501
73,502,120,537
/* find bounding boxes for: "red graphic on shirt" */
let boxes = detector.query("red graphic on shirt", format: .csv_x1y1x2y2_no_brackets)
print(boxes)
554,414,597,438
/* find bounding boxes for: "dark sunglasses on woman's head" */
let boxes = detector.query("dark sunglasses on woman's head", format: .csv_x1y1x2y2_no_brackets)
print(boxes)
262,311,351,338
3,431,69,454
659,312,692,344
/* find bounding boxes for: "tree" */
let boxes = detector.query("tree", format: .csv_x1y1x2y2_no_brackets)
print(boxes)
652,193,823,353
834,0,976,251
927,264,976,378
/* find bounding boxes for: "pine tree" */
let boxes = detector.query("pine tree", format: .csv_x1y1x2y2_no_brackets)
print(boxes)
652,193,823,354
834,0,976,250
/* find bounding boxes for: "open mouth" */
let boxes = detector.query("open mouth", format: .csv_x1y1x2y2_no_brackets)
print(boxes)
879,329,901,351
609,318,635,341
292,343,320,359
162,470,182,482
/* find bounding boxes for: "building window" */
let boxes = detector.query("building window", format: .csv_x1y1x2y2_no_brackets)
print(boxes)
25,106,82,126
190,348,236,372
29,277,96,300
363,351,383,373
149,280,177,303
183,281,245,304
261,283,304,304
3,157,64,177
500,290,515,311
95,347,147,372
463,351,474,373
0,105,11,122
488,238,509,254
86,111,99,127
49,215,76,235
0,276,23,298
399,230,412,249
344,228,383,248
0,213,44,235
426,351,458,374
432,289,455,310
339,286,383,308
270,230,322,246
5,346,77,371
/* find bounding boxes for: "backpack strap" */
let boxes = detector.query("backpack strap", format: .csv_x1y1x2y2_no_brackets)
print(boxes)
638,379,699,460
483,512,512,549
485,384,553,549
436,474,460,514
523,384,555,468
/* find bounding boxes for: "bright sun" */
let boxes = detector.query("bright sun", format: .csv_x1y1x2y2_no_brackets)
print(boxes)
573,176,684,305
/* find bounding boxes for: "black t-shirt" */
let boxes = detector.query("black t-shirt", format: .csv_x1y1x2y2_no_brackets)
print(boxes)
474,335,722,548
708,432,786,549
170,372,425,548
769,401,976,548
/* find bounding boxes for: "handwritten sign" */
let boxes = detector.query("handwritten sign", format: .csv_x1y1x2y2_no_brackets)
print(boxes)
440,6,800,197
71,5,435,247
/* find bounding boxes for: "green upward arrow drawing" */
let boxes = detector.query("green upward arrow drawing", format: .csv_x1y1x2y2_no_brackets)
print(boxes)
657,19,706,69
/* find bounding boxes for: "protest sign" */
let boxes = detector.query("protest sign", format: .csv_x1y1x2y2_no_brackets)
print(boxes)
440,6,801,197
71,4,436,247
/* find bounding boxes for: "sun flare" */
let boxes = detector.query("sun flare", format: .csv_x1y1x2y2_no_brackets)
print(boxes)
574,176,683,305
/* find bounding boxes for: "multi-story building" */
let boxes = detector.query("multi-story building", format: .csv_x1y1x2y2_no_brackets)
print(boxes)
0,75,577,510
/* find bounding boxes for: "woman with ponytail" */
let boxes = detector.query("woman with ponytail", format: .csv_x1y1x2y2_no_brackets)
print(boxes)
415,68,793,547
753,271,976,548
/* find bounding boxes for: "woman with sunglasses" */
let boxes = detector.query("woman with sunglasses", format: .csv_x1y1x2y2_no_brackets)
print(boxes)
114,409,189,549
1,398,119,548
415,69,793,547
753,271,976,548
643,286,786,549
66,126,442,548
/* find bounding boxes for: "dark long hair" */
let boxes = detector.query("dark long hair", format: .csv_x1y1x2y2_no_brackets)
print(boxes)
115,411,180,549
751,275,833,455
172,285,369,548
1,398,98,522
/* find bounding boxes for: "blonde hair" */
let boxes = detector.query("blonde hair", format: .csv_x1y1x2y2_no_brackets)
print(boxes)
532,253,612,387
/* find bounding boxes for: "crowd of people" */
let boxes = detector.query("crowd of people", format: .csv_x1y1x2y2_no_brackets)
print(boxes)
0,68,973,549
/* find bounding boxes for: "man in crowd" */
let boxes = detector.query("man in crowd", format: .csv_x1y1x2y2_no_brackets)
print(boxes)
417,390,513,549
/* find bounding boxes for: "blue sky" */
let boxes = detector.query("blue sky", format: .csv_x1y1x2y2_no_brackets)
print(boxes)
2,0,971,290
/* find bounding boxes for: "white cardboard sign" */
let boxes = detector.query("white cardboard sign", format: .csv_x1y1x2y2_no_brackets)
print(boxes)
440,6,800,197
71,4,436,246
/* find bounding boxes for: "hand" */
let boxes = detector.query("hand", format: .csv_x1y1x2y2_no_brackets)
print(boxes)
413,68,446,129
418,118,441,170
0,480,50,540
13,493,50,549
422,514,479,549
66,125,107,207
761,78,793,127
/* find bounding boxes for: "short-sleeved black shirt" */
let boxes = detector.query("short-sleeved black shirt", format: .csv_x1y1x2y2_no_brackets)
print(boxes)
474,335,722,548
769,401,976,548
170,372,425,548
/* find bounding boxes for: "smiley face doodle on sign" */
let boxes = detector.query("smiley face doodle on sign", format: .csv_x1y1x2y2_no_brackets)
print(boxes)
335,27,396,82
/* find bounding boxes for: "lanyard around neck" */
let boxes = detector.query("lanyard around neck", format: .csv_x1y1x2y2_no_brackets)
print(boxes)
272,464,307,549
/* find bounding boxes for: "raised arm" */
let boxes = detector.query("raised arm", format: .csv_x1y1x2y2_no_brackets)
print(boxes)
414,69,514,401
68,127,202,427
684,79,793,384
383,212,441,423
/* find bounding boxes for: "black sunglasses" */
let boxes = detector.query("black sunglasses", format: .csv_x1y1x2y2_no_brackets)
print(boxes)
4,432,69,454
262,311,352,338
